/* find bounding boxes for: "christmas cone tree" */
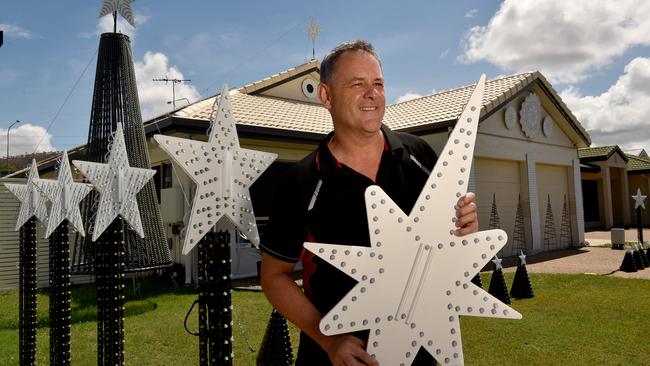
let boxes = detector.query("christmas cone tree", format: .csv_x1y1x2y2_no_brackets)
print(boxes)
632,247,645,270
637,244,649,268
543,195,558,251
512,194,526,253
257,309,293,366
488,193,501,230
510,251,534,299
560,195,572,248
488,256,511,304
471,273,483,289
620,251,638,272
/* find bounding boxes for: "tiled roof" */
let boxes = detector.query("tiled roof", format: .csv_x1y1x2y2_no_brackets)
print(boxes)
175,90,333,134
578,146,628,162
627,154,650,173
239,60,320,95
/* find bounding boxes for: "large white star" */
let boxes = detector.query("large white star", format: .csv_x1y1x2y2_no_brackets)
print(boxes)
304,75,521,366
99,0,136,28
34,151,93,238
632,188,646,210
154,85,277,254
4,159,49,230
73,124,156,241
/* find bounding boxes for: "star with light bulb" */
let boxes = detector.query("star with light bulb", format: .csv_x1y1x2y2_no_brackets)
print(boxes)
518,250,527,266
99,0,136,28
304,75,521,366
632,188,646,210
34,151,93,238
73,123,155,241
154,85,277,254
5,159,49,230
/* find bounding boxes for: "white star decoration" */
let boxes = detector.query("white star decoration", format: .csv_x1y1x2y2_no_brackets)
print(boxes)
73,124,155,241
34,151,93,238
632,188,646,210
154,85,277,255
4,159,49,230
304,75,521,365
518,250,527,266
99,0,136,28
492,254,504,271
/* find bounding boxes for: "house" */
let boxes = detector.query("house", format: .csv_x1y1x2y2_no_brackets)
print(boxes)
1,61,593,288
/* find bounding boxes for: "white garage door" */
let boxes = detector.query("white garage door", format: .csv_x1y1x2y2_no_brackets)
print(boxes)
474,158,522,256
536,164,571,250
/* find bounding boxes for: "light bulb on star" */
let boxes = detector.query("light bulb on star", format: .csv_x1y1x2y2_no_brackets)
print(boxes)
4,159,49,230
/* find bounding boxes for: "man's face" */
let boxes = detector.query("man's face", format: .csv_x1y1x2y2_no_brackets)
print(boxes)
319,51,385,135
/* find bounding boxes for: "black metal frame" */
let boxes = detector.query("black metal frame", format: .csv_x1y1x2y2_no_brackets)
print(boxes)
49,221,71,365
19,217,37,366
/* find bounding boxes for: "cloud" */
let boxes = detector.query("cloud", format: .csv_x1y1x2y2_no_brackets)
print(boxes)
0,124,56,158
465,9,478,18
440,48,450,59
459,0,650,84
134,52,201,119
0,23,32,38
560,57,650,149
395,92,423,103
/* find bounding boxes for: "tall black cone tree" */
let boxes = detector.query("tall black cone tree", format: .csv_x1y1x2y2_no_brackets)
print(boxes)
71,32,171,273
620,251,638,273
256,309,293,366
510,256,534,299
488,265,511,304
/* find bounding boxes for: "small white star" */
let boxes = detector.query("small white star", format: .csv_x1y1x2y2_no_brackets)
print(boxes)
518,250,527,266
73,124,155,241
632,188,646,210
304,75,521,365
154,85,277,254
492,254,504,271
34,151,93,238
99,0,136,28
4,159,48,230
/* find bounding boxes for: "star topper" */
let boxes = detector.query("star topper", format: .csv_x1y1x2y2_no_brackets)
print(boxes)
4,159,49,230
154,85,277,254
492,254,504,271
518,250,527,266
34,151,93,238
304,75,521,365
632,188,646,210
73,123,156,241
99,0,136,28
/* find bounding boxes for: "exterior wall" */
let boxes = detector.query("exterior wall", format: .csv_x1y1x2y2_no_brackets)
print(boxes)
258,71,322,104
580,153,630,229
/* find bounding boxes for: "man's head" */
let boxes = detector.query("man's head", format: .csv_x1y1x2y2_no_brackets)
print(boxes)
318,40,385,136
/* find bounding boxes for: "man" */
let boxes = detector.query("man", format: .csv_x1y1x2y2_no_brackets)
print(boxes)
260,40,478,366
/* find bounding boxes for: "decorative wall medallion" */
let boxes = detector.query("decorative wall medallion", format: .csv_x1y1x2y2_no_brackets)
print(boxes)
301,78,318,99
542,116,554,137
504,105,517,129
520,93,542,139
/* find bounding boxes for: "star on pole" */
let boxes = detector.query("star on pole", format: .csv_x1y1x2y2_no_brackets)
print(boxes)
518,250,527,266
34,151,93,238
154,85,277,254
73,124,156,241
492,254,504,271
99,0,136,28
4,159,49,230
632,188,646,210
304,75,521,365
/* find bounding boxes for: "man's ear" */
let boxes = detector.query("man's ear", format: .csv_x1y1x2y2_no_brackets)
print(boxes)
318,83,332,109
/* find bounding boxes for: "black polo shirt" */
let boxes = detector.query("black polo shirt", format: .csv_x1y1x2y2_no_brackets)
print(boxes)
262,124,438,365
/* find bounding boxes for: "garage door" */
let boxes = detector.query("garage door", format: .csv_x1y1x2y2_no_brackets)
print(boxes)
474,158,522,256
536,164,571,250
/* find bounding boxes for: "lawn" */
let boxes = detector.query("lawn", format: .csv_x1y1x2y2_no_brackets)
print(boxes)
1,273,649,365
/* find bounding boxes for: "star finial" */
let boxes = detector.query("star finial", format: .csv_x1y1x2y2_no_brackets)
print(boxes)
34,151,93,238
632,188,646,210
154,85,277,254
99,0,136,28
304,75,521,365
492,254,504,271
4,159,49,230
518,250,527,266
73,123,156,241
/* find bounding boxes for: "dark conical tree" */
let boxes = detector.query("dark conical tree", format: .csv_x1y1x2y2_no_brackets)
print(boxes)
620,251,638,272
471,273,483,289
256,309,293,366
488,193,501,230
560,195,572,248
512,194,526,253
642,247,650,268
510,252,534,299
633,248,646,270
543,194,558,251
488,257,511,304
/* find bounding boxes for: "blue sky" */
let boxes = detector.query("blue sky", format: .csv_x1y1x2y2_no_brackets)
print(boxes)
1,0,649,155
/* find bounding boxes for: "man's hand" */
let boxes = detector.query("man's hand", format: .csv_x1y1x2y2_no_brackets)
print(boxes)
323,334,379,366
455,192,478,236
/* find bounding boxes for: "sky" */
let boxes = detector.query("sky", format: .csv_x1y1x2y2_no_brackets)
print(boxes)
1,0,649,157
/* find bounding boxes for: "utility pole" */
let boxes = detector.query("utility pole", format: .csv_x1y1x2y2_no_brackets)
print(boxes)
6,120,20,168
152,77,191,110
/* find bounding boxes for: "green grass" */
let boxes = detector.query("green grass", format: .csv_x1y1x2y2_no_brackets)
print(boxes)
1,273,649,365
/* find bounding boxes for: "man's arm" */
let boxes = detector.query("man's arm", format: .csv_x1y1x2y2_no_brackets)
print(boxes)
260,253,379,366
